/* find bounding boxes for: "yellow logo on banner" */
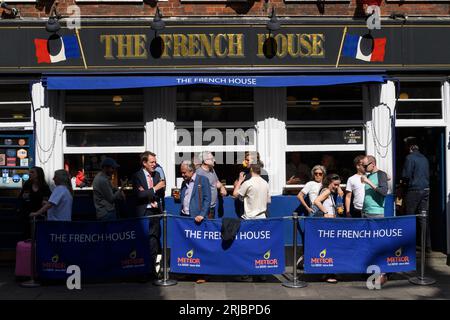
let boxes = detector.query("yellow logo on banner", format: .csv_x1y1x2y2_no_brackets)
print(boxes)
320,249,327,258
129,250,136,259
52,254,59,263
186,249,194,258
264,250,271,260
395,248,402,257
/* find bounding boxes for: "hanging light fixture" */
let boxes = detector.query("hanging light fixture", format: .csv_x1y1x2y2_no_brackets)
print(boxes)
266,7,281,34
45,2,62,33
151,7,165,32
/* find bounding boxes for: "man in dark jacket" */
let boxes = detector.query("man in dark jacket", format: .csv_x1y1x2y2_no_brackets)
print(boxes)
401,137,431,251
179,160,211,221
132,151,166,277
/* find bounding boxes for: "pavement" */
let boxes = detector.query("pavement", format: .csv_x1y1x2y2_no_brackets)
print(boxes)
0,251,449,300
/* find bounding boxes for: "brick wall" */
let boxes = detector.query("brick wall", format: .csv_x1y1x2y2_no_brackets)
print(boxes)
2,0,450,19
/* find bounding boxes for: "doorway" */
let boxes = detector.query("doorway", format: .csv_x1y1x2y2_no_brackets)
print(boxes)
395,127,447,252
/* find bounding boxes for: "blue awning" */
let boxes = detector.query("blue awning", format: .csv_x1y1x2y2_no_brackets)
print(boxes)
45,75,386,90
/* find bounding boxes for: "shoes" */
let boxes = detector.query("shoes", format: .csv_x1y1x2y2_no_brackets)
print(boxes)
195,278,207,284
155,254,162,274
240,276,253,282
323,274,338,284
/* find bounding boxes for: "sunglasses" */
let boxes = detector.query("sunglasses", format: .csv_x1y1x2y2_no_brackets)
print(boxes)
363,162,373,169
314,172,323,176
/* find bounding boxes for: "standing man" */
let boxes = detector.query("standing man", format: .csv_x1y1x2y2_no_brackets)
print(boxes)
92,157,125,221
361,155,389,285
180,160,211,222
345,155,366,218
196,151,227,219
401,137,431,250
233,164,271,220
132,151,166,277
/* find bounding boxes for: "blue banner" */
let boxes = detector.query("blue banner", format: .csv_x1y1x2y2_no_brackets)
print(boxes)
170,218,285,275
304,216,416,274
46,75,385,90
36,218,151,280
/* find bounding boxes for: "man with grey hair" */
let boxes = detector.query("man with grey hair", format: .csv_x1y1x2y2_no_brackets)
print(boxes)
180,160,211,223
196,151,227,219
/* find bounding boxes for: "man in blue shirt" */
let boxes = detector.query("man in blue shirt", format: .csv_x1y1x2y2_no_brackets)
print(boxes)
401,137,431,250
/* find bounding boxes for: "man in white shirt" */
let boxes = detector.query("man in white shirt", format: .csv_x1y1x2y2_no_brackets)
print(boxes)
345,155,366,218
233,163,270,220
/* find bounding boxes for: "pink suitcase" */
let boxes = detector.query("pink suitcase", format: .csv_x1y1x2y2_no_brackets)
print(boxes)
15,240,32,277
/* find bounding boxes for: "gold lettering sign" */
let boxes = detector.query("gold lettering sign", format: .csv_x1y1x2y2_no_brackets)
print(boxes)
99,32,324,60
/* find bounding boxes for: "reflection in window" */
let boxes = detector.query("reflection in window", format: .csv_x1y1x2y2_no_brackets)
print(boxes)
0,85,31,122
66,129,144,147
285,151,364,185
396,82,442,120
176,85,254,122
174,151,264,186
65,89,144,123
287,85,363,121
64,153,141,189
287,127,364,145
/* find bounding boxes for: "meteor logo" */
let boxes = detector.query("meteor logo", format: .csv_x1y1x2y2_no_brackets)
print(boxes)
386,247,410,266
121,249,145,269
310,249,334,267
42,253,67,272
177,249,201,267
255,249,279,269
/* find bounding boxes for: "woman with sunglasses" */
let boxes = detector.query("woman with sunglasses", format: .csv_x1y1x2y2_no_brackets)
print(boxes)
297,165,326,216
313,174,344,283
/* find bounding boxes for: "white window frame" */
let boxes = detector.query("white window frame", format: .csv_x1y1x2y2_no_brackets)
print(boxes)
0,95,33,130
62,125,146,155
284,85,367,190
395,81,446,128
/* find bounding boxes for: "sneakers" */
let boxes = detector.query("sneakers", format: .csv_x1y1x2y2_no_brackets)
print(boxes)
297,255,304,270
155,254,162,274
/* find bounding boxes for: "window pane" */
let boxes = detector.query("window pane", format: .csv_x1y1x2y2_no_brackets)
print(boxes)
396,101,442,119
0,104,31,122
174,151,259,186
0,85,31,122
176,127,255,146
176,85,254,122
287,127,364,145
65,89,143,123
287,85,363,121
64,153,141,188
66,129,144,147
399,82,441,99
285,151,364,185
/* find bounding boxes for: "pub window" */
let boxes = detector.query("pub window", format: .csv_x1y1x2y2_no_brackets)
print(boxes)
64,89,144,123
395,82,443,120
63,89,145,190
175,85,256,187
0,84,32,123
286,85,364,122
285,84,366,190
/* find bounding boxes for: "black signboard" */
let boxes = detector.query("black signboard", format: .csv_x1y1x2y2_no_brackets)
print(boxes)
0,21,449,72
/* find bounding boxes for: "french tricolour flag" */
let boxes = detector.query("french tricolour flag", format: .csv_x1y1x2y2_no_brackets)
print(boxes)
342,34,386,62
34,35,80,64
